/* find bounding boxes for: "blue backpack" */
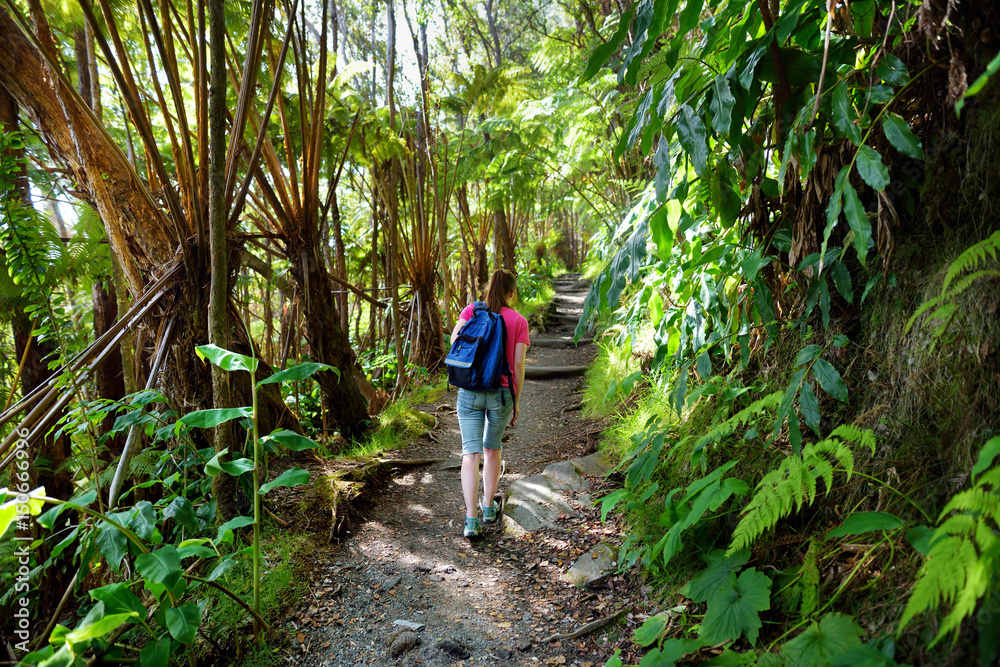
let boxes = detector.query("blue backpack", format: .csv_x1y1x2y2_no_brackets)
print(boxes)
445,302,513,401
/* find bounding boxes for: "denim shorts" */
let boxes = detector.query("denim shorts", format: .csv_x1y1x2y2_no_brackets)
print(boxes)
456,387,514,456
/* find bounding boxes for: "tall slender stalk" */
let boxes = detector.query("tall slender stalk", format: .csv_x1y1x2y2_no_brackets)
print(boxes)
251,361,261,638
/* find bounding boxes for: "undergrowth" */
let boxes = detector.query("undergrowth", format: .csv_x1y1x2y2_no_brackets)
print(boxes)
335,397,435,459
584,225,1000,665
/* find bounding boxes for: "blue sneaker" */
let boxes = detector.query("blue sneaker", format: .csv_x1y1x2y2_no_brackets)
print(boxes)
480,499,501,523
463,517,482,538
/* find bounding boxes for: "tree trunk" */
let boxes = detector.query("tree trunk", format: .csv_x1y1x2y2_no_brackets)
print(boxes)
495,204,516,271
207,0,239,520
287,227,370,440
92,278,126,457
0,10,173,296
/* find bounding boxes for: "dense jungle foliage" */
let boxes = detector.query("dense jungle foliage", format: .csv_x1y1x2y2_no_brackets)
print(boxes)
0,0,998,665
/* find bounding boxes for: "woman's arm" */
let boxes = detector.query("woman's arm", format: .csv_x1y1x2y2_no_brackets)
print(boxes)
449,319,468,346
512,342,527,424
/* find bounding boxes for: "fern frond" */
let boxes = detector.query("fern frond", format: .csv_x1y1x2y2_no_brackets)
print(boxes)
900,436,1000,643
693,391,782,459
728,434,864,555
941,230,1000,293
636,49,674,87
899,536,977,631
906,269,1000,334
941,487,1000,519
813,439,855,479
937,513,977,537
829,424,876,454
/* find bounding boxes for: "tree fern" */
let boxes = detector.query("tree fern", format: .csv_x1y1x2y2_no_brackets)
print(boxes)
728,428,874,555
899,443,1000,642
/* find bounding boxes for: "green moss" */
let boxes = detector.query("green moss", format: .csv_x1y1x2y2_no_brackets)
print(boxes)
337,397,434,459
202,522,313,647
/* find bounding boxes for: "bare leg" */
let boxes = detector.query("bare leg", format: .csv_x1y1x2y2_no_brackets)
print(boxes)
482,447,502,508
461,452,482,518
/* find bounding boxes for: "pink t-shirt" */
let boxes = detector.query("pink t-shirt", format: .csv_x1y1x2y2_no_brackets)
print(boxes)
458,303,530,393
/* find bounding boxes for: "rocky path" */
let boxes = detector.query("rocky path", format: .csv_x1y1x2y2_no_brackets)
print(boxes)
280,276,636,667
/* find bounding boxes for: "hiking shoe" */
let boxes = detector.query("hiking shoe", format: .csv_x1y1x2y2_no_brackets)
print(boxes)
463,517,482,538
480,499,501,523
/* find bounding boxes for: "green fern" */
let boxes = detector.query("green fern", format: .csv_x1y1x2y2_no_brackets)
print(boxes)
727,428,875,555
691,390,782,465
905,230,1000,336
899,442,1000,643
941,230,1000,293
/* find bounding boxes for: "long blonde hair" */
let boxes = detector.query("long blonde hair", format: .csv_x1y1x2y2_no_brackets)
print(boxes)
484,269,517,313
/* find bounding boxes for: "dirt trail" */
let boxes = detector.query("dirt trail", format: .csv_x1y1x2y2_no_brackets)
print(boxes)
281,277,636,667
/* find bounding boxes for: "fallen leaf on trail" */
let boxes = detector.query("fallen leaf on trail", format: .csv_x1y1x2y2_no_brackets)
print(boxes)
545,657,566,666
497,622,512,629
296,633,305,643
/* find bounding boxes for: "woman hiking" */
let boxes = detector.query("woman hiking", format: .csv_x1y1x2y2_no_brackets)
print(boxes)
449,269,529,538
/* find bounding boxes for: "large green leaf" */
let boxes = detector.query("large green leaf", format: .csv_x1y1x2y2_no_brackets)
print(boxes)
881,113,923,159
165,602,201,645
650,207,673,263
89,583,145,618
739,43,768,90
581,5,636,80
179,407,252,429
215,515,254,545
710,72,736,136
842,181,872,266
821,166,851,264
812,359,848,402
676,105,709,178
138,638,171,667
195,344,257,374
876,54,909,86
135,546,183,590
256,362,338,387
684,549,750,602
832,83,862,146
794,345,822,367
162,497,199,533
259,467,311,495
207,557,238,581
781,612,863,665
204,449,253,477
654,138,672,202
699,568,772,645
262,429,320,452
828,511,904,537
65,602,138,644
95,520,129,572
799,382,821,434
620,0,656,84
127,501,157,541
856,146,889,191
633,614,670,647
218,458,254,477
